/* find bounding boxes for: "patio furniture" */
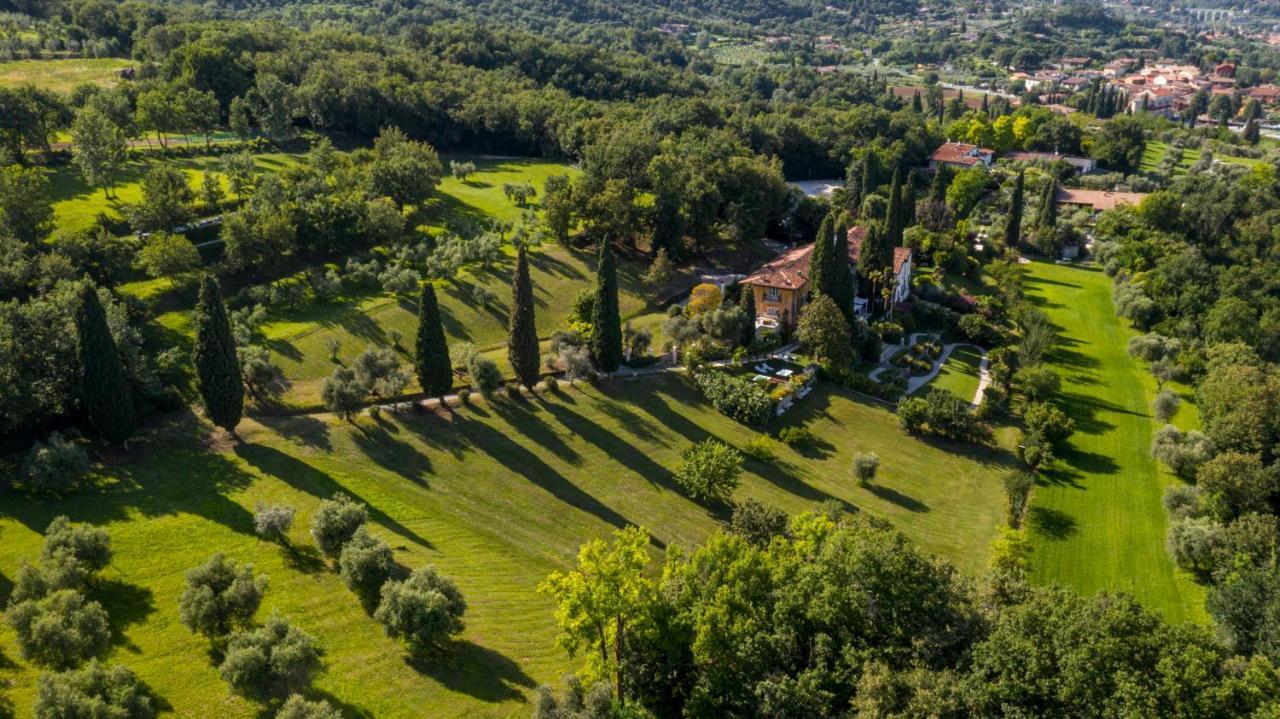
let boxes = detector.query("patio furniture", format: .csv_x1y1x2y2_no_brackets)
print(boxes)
776,368,794,379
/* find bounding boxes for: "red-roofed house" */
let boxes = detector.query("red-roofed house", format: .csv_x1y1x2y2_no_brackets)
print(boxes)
928,142,995,171
847,226,914,307
740,227,914,327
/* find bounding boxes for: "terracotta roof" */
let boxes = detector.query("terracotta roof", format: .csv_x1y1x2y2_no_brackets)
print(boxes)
929,142,994,166
1055,187,1148,210
847,226,912,274
741,244,812,290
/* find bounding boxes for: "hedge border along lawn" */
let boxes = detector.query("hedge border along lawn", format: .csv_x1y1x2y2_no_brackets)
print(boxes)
1021,260,1206,623
0,374,1008,717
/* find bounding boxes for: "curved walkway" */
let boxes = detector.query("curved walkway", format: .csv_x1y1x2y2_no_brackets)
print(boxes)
868,333,990,407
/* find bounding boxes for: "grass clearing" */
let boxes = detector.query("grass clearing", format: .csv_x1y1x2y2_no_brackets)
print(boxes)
0,375,1008,716
0,57,133,93
1021,260,1206,623
922,345,983,401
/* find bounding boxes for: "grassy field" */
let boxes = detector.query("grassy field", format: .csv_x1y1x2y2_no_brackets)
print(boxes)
921,345,983,401
46,152,301,234
0,375,1008,716
0,57,133,93
1021,260,1206,623
1139,140,1262,177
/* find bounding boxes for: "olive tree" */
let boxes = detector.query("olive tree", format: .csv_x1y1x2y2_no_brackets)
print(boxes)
374,565,467,656
178,554,268,639
219,614,320,698
7,589,111,669
310,493,368,558
338,526,396,606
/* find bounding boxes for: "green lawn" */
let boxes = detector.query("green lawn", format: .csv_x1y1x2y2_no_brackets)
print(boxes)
0,57,133,93
1021,260,1206,623
1140,140,1262,177
921,345,983,402
0,375,1008,716
46,152,302,234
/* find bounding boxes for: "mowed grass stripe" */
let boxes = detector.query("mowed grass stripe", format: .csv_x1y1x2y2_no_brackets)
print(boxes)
0,376,1006,716
1022,260,1205,623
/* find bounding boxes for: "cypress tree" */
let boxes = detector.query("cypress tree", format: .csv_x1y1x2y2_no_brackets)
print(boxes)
738,283,756,347
1244,119,1261,145
829,225,858,327
1004,171,1025,248
76,282,135,444
911,91,923,114
194,274,243,434
810,213,837,299
415,282,452,398
929,165,949,204
590,241,623,372
508,245,540,388
900,176,917,227
1038,179,1058,229
980,93,989,116
884,168,904,249
859,153,880,212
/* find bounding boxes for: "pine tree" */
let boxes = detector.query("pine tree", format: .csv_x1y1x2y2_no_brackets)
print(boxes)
508,245,540,388
76,282,135,444
1004,171,1025,248
738,283,756,347
829,225,858,327
590,241,623,372
415,282,452,398
1038,179,1058,229
884,168,904,249
194,274,243,434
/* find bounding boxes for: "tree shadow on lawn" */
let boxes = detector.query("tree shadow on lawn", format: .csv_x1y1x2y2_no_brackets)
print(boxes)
0,571,11,608
233,443,434,551
94,578,156,654
0,449,257,538
406,639,537,704
256,414,332,452
1058,445,1121,476
539,400,672,490
280,541,327,575
445,413,634,533
866,483,929,513
490,397,583,466
1028,505,1079,540
419,191,494,230
589,391,670,446
528,247,586,281
336,309,390,346
351,420,433,486
264,336,304,363
439,281,509,327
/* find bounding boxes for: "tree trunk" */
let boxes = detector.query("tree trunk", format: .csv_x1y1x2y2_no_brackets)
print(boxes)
614,616,624,704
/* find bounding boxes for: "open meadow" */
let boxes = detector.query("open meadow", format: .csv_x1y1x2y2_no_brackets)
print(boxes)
0,57,133,93
1022,260,1206,623
0,375,1008,716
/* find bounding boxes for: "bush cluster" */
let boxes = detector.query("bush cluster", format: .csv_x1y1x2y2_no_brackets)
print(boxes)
691,370,774,425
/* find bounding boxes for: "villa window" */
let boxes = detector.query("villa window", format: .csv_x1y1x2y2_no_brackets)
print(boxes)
764,288,782,302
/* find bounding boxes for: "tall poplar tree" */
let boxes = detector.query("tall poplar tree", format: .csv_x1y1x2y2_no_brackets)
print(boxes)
194,274,243,434
76,282,135,444
508,245,541,388
1004,171,1025,248
590,241,623,372
415,282,452,399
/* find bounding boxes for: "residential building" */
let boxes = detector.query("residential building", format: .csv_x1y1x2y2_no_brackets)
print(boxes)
740,244,812,329
928,142,995,171
1056,187,1148,212
847,226,914,308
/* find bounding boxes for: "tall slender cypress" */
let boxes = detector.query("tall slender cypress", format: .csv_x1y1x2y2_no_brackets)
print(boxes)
590,241,623,372
911,91,922,114
1004,171,1025,248
900,176,917,228
809,213,835,298
829,225,858,327
415,282,452,398
194,274,243,434
1038,179,1058,229
929,165,949,204
738,283,756,347
76,282,135,444
859,153,880,214
884,168,904,249
508,245,540,388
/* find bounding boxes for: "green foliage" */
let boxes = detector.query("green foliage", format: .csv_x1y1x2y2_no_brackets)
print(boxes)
741,434,776,462
75,283,134,444
138,233,201,286
42,517,111,574
1196,452,1278,523
1014,365,1060,402
1150,424,1214,479
1004,170,1024,248
508,245,541,388
34,661,153,719
415,283,452,398
673,439,742,504
69,106,126,195
852,451,880,485
375,565,467,656
7,589,110,670
1002,470,1035,529
370,126,442,208
276,694,341,719
0,163,53,243
194,275,244,434
897,389,987,443
945,167,990,220
310,493,369,558
589,242,623,372
321,367,365,420
178,553,268,639
21,433,90,495
690,370,773,425
728,499,789,547
127,165,193,233
219,614,320,698
338,526,396,606
777,425,815,447
253,503,295,541
797,293,853,368
1023,401,1074,444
